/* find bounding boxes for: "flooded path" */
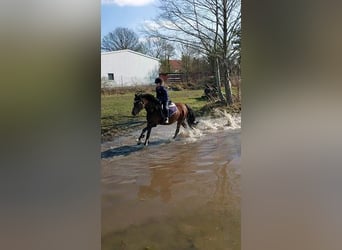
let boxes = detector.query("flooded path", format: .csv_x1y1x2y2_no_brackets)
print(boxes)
101,112,241,250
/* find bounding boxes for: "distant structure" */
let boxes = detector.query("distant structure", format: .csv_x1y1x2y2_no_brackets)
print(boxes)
101,49,160,87
159,59,183,83
169,60,182,73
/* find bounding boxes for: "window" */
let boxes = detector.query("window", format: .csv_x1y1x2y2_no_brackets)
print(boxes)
108,73,114,80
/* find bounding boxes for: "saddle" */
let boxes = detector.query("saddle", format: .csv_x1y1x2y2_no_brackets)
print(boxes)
168,102,178,116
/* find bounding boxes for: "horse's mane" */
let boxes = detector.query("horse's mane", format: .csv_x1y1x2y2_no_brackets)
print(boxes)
140,93,160,106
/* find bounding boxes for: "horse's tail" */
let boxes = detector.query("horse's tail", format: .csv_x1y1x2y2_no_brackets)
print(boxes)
185,104,199,129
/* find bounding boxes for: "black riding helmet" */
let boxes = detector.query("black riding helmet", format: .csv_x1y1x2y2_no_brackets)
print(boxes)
154,77,162,84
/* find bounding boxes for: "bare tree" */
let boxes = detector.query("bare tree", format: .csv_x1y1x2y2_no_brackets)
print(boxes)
143,0,241,105
160,41,175,73
140,37,176,72
101,27,144,52
180,44,196,83
180,44,210,83
141,37,171,59
229,24,241,101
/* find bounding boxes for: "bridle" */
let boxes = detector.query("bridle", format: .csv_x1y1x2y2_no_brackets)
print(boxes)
134,97,145,108
133,95,149,114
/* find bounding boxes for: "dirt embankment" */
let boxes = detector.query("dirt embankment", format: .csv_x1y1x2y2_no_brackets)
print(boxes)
101,119,146,143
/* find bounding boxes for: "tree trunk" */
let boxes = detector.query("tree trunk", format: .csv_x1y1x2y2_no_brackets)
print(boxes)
223,61,233,106
215,58,226,102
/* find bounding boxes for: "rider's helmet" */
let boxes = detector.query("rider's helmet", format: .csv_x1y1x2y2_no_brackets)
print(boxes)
154,77,162,84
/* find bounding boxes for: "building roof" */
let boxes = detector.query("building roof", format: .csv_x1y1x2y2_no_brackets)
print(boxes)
101,49,159,62
169,60,182,72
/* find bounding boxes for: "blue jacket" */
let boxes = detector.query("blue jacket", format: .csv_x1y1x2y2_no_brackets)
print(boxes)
156,85,169,103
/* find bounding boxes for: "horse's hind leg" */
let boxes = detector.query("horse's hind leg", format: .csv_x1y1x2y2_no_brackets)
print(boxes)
137,127,148,145
173,122,181,139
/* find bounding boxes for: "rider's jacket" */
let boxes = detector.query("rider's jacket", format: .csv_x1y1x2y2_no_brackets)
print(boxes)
156,85,169,103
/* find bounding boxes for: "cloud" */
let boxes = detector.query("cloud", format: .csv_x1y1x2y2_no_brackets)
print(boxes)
142,20,161,30
102,0,155,6
142,20,177,30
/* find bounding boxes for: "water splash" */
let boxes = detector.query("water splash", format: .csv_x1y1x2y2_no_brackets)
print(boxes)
178,127,203,143
196,112,241,133
101,112,241,158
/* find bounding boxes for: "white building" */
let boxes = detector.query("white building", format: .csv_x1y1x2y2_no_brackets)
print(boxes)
101,49,160,87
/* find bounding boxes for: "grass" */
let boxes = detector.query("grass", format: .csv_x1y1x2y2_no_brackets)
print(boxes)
168,89,208,112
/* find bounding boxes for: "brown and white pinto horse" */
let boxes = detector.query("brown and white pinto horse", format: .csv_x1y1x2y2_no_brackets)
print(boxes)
131,93,198,146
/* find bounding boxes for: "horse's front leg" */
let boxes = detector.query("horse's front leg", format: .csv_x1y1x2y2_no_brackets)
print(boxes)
137,126,148,145
144,126,152,146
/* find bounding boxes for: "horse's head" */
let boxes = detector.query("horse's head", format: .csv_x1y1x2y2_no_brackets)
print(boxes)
131,93,145,116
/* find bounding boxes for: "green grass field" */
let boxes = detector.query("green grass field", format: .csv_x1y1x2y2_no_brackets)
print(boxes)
102,89,206,122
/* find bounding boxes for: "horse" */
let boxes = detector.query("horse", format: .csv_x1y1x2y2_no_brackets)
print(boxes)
131,93,198,146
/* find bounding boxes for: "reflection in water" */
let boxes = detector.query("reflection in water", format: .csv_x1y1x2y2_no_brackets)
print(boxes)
101,115,240,250
137,144,199,203
138,166,174,202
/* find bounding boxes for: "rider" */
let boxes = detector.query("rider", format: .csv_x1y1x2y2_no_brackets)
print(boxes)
155,77,169,124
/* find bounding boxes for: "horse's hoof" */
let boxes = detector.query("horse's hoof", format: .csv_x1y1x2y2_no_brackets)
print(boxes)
137,141,142,145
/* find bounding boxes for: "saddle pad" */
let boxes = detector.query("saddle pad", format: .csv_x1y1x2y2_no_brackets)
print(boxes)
168,102,178,116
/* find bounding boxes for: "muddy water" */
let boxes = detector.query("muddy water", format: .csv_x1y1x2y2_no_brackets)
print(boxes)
101,112,241,250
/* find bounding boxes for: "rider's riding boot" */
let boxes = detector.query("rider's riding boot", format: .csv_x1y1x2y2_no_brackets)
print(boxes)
160,110,165,120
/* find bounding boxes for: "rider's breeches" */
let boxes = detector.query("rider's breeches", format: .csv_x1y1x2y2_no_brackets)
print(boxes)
161,101,169,118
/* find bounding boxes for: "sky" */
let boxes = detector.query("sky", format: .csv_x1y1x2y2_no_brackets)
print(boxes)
101,0,159,39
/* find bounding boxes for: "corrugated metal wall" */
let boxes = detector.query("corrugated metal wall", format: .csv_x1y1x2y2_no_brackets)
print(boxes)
101,50,160,87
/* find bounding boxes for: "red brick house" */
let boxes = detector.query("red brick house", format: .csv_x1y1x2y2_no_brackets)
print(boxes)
169,60,182,72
